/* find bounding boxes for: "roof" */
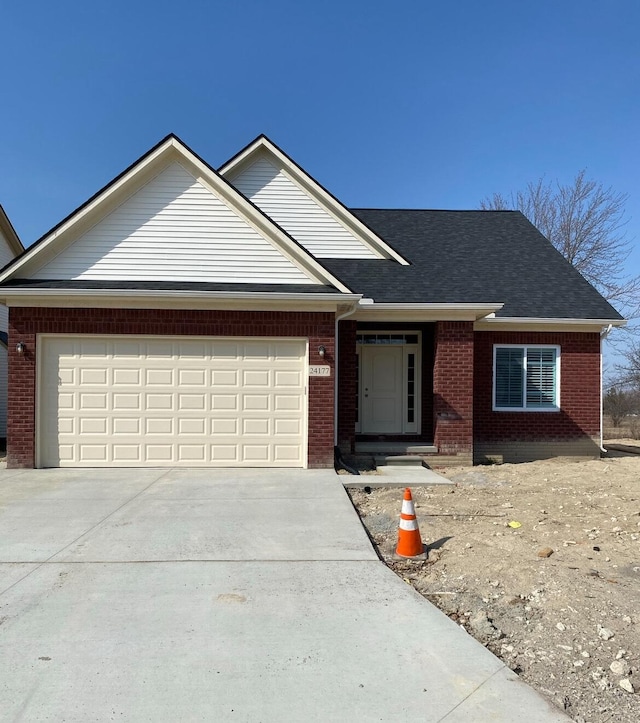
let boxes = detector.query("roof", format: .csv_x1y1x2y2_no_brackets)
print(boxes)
320,209,623,320
0,134,623,323
0,205,24,257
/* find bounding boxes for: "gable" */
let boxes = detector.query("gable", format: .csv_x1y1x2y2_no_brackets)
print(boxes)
28,161,318,285
227,155,380,259
220,137,408,264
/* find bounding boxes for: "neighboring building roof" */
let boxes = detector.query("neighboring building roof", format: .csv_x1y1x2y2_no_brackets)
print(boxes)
0,205,24,257
319,209,623,320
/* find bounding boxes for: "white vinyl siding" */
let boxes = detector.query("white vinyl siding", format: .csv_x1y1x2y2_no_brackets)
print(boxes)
38,336,307,468
0,230,18,437
493,345,560,412
229,157,380,259
0,231,16,333
30,162,315,285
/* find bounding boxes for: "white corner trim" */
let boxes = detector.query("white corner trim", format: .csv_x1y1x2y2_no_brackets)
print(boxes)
220,137,410,266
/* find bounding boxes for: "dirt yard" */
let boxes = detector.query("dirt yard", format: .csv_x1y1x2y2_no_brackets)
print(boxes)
347,446,640,723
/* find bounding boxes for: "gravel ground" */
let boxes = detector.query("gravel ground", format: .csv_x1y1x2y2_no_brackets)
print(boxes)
347,449,640,723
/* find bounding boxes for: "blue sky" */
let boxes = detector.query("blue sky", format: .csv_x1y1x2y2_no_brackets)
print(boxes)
1,0,639,304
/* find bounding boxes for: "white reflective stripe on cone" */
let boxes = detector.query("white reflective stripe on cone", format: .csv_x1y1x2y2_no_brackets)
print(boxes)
399,518,419,531
401,500,416,515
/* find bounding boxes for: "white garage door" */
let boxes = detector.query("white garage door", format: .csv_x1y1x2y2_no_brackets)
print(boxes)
38,336,307,468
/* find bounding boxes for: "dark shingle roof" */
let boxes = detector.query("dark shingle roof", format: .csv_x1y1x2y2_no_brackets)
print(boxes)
321,209,622,319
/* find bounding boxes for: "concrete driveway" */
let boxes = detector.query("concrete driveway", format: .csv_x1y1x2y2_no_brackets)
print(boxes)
0,468,568,722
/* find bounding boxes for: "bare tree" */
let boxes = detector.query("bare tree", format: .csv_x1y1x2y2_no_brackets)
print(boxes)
603,386,635,427
481,171,640,318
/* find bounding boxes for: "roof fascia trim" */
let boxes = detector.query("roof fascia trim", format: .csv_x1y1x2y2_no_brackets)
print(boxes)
0,288,362,311
474,317,627,332
0,287,361,301
354,302,504,322
219,135,410,266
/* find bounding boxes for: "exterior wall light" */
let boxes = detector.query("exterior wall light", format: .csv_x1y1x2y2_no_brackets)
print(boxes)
318,345,326,358
16,342,25,354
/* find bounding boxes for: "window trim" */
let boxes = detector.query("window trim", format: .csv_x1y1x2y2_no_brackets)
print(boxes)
492,344,561,412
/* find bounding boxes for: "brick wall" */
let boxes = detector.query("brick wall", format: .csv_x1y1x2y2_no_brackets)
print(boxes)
337,320,357,451
433,321,474,455
474,331,601,457
8,307,335,469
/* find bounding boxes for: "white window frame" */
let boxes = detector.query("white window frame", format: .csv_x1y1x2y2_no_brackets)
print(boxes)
492,344,561,412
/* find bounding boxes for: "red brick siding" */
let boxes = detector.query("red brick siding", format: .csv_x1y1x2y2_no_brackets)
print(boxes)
337,320,357,451
421,331,435,440
8,307,335,469
474,331,601,443
433,321,474,455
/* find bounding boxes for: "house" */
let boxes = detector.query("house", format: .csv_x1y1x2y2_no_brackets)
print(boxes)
0,206,24,442
0,135,625,469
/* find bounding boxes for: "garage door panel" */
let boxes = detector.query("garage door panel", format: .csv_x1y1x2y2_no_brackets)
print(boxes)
178,445,206,461
179,369,206,386
113,393,141,410
146,418,174,435
147,393,174,410
179,418,206,435
178,394,206,410
114,368,141,385
80,418,107,435
243,418,270,435
81,393,108,410
113,445,140,462
39,336,307,468
274,394,302,411
113,418,140,435
211,445,238,462
211,341,240,358
147,369,174,385
211,419,237,434
212,369,238,386
211,395,238,411
275,445,302,461
243,395,270,411
80,445,108,462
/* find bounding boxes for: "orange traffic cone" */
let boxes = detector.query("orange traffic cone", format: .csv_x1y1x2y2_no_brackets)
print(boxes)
396,487,424,558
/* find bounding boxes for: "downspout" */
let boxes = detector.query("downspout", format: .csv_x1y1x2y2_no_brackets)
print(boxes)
599,324,613,453
334,302,360,446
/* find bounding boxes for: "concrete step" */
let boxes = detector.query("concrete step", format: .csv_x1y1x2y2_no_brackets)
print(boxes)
374,455,426,467
356,443,437,454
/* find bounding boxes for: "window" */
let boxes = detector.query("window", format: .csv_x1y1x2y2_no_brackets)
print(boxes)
493,345,560,411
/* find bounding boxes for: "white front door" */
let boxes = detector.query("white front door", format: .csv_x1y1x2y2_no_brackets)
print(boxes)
361,346,404,433
358,335,421,435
